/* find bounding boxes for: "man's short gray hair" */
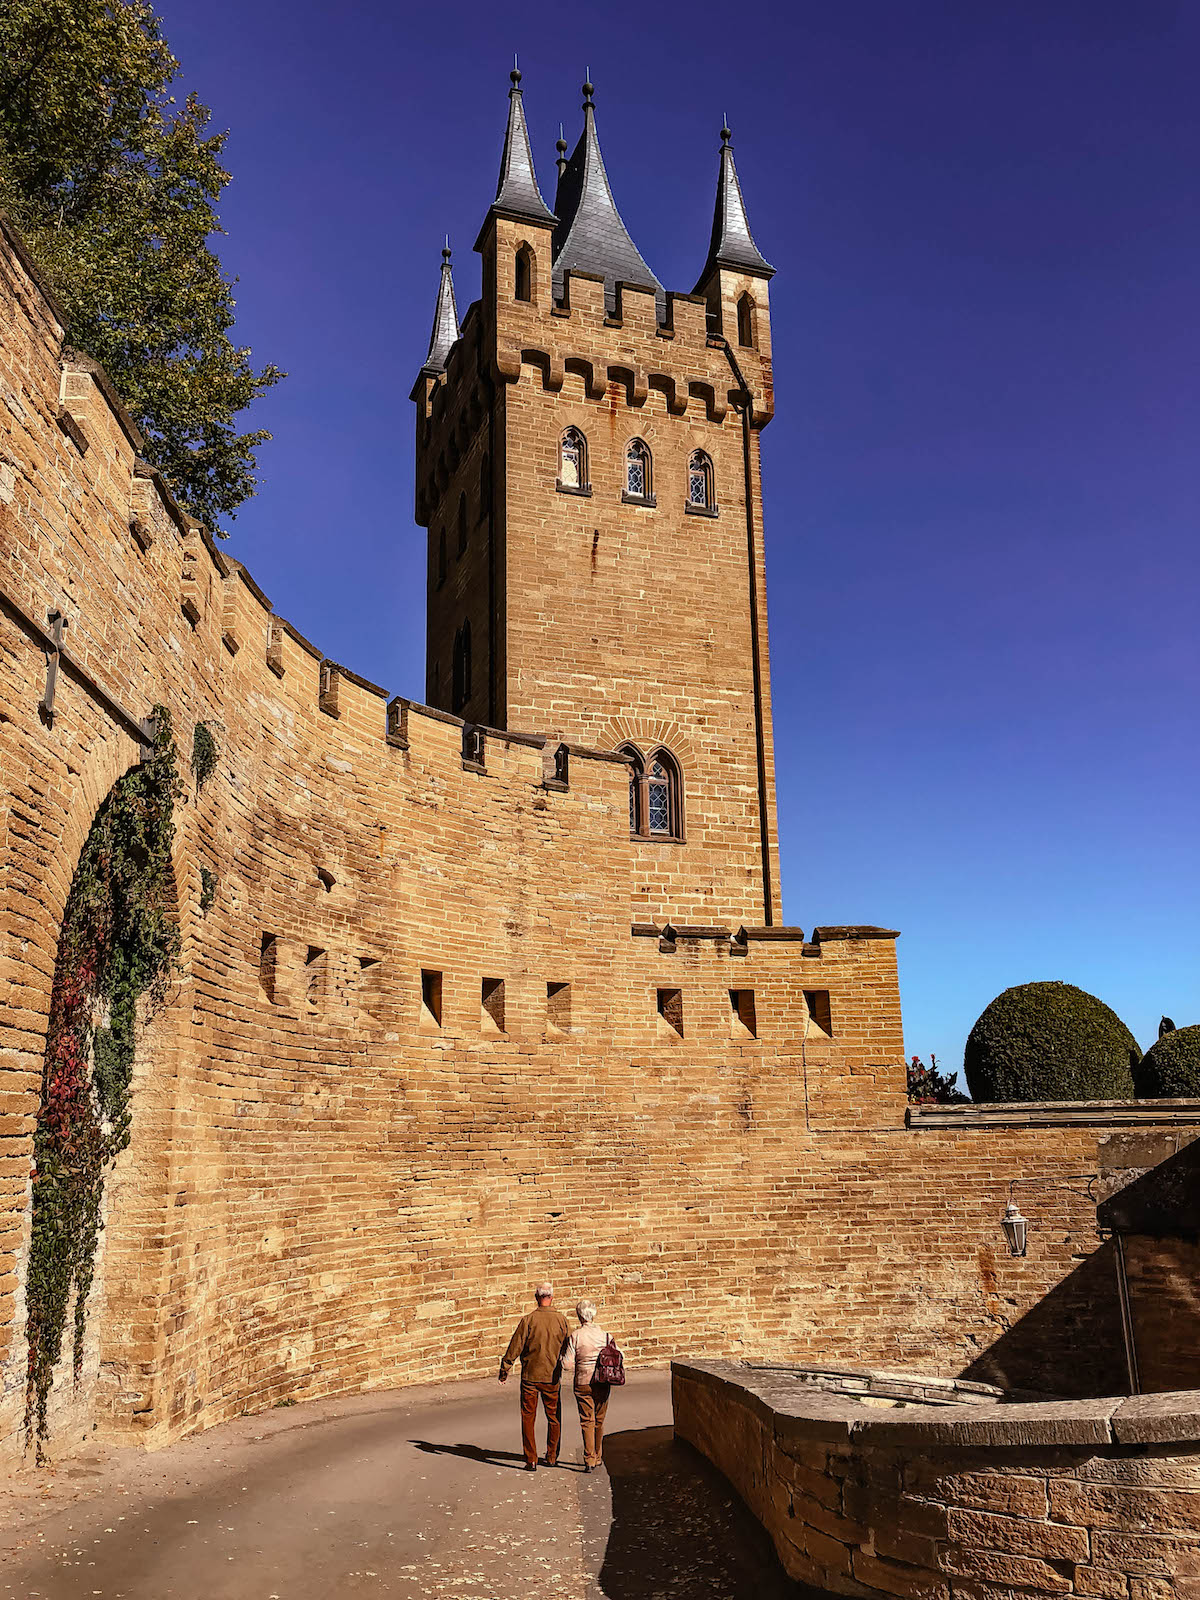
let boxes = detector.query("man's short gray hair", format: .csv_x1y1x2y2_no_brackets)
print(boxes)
534,1281,554,1301
576,1300,597,1323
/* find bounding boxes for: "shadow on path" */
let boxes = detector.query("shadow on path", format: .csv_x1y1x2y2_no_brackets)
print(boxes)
594,1425,834,1599
409,1438,529,1471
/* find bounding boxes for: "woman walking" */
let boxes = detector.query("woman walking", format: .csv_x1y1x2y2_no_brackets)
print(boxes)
563,1299,617,1471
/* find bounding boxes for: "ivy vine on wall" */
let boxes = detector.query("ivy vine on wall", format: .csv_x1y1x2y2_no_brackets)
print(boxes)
24,708,181,1455
191,721,218,788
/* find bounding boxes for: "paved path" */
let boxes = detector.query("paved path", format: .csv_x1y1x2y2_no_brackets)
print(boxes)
0,1372,808,1599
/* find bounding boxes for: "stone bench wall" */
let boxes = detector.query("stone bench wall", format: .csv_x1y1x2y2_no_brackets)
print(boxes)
673,1359,1200,1599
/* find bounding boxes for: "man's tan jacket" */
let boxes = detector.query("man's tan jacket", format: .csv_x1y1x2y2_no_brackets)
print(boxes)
500,1306,570,1384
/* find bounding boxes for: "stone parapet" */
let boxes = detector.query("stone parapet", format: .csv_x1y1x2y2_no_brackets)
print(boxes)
673,1359,1200,1599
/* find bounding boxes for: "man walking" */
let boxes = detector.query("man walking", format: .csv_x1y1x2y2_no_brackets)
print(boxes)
499,1282,570,1470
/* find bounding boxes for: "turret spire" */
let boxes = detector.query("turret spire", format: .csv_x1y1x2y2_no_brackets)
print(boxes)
420,244,460,375
694,122,774,290
552,78,663,317
489,67,556,227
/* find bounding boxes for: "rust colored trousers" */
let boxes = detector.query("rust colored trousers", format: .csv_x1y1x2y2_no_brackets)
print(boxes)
573,1380,611,1467
519,1380,561,1466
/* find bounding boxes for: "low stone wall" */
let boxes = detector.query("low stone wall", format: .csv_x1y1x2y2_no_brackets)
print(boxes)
672,1359,1200,1599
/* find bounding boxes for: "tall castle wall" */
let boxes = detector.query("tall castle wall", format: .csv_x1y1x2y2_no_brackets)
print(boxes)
1,220,1191,1462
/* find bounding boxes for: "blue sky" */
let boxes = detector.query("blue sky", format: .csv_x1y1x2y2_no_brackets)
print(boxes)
157,0,1199,1076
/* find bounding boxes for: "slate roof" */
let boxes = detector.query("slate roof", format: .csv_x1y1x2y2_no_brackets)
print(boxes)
488,68,556,229
694,126,774,289
420,246,460,375
552,82,664,318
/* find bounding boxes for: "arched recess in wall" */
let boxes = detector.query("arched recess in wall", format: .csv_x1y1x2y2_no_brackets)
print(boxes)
514,243,534,303
21,712,186,1456
737,292,756,349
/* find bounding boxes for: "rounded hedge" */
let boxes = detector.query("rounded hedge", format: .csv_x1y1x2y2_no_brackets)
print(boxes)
963,981,1139,1104
1134,1024,1200,1099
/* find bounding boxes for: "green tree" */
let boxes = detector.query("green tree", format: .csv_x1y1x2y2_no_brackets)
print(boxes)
0,0,281,532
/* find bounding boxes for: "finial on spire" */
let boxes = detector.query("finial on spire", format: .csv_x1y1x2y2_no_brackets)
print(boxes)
693,118,774,290
556,124,568,179
582,74,594,107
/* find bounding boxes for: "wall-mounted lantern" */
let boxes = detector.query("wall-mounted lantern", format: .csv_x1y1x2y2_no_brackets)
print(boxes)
1001,1201,1029,1258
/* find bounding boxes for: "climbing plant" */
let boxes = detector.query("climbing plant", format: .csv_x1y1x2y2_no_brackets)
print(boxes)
191,721,218,787
24,709,181,1454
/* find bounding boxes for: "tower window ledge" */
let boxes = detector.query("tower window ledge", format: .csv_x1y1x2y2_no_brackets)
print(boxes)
684,503,719,518
556,481,592,497
603,315,623,329
621,492,657,508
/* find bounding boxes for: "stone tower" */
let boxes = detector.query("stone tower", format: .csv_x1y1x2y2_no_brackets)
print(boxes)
413,73,780,928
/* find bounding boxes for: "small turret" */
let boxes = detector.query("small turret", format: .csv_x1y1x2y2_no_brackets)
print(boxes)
483,67,556,232
419,244,460,377
694,123,774,289
552,79,663,318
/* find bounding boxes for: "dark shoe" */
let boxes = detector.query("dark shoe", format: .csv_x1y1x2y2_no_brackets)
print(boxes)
525,1462,537,1472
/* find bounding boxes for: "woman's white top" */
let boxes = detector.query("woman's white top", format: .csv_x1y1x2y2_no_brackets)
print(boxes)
563,1323,611,1389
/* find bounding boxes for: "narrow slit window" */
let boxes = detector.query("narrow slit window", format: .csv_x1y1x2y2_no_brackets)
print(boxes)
657,987,684,1038
305,946,326,1013
730,989,758,1039
452,619,472,712
546,981,571,1037
259,933,277,1003
457,492,468,555
515,245,533,303
737,292,755,348
804,989,832,1036
421,969,443,1029
481,977,505,1034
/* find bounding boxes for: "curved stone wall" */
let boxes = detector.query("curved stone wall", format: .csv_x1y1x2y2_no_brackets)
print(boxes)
673,1359,1200,1598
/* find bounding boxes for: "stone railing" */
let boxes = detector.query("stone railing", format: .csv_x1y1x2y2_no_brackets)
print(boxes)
672,1359,1200,1598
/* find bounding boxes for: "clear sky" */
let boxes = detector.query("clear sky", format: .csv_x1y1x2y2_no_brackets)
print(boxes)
155,0,1199,1079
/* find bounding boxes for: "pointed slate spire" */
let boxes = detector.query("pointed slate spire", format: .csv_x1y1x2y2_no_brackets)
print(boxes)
694,123,774,291
489,67,556,227
420,244,460,376
552,78,664,317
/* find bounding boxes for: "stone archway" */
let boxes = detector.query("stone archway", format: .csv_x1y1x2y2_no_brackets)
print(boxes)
21,712,184,1457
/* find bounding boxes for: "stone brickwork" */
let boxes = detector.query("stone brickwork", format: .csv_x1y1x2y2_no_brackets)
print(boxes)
1,195,1197,1470
674,1360,1200,1599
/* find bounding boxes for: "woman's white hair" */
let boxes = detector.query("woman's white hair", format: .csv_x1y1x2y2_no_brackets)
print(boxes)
576,1300,597,1323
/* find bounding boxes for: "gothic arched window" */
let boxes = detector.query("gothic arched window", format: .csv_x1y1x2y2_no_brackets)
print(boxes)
456,492,468,555
618,743,683,840
687,451,715,513
624,438,652,502
646,748,682,837
558,427,588,492
737,292,755,349
515,244,533,303
452,619,472,712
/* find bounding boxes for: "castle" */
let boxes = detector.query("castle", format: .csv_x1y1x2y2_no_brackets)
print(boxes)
0,73,1188,1459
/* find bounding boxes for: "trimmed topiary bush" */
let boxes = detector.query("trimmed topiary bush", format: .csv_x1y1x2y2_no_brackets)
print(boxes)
964,981,1139,1104
1134,1024,1200,1099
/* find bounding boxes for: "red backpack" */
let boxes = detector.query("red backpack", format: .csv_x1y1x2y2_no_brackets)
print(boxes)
594,1336,625,1386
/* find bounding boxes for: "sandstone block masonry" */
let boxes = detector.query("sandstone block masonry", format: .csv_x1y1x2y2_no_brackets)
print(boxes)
0,116,1193,1469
